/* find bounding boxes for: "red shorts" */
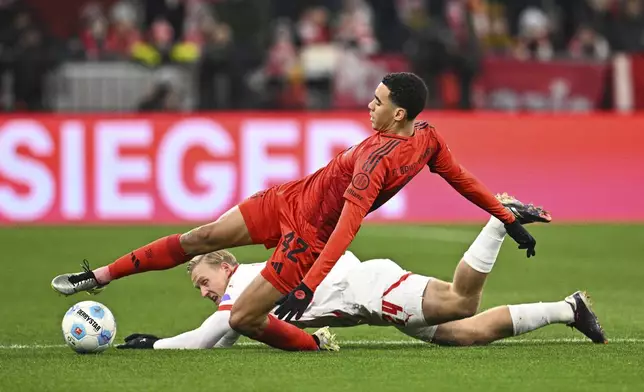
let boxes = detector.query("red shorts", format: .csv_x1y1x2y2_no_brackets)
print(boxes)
238,187,321,295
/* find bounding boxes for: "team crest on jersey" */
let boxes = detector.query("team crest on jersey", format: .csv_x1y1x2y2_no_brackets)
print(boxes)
351,173,370,190
221,294,231,302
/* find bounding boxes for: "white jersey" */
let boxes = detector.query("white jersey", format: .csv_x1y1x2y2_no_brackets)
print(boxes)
153,251,436,350
217,262,267,312
293,252,436,342
153,262,265,350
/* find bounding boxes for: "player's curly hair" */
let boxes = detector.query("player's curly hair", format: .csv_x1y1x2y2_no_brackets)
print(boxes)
381,72,428,120
186,250,238,274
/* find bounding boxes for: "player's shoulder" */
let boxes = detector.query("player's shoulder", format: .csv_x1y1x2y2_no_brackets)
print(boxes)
220,263,264,306
413,120,443,151
414,120,438,135
355,136,406,172
363,132,407,152
414,120,430,131
229,262,265,285
351,133,399,158
357,132,386,148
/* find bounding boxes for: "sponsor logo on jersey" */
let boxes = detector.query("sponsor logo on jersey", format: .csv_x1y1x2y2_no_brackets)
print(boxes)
346,187,364,201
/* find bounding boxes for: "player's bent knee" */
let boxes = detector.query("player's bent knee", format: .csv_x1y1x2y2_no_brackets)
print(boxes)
229,306,263,336
443,294,479,322
180,225,217,254
228,306,248,331
181,207,252,254
228,310,244,333
447,286,479,320
456,297,479,319
181,221,236,255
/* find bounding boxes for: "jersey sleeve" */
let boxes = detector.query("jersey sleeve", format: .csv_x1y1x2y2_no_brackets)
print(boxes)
153,310,234,349
343,147,389,212
427,130,515,224
214,330,241,348
302,200,367,291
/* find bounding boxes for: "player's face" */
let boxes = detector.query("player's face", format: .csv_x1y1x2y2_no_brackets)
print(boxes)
190,263,231,305
368,83,406,131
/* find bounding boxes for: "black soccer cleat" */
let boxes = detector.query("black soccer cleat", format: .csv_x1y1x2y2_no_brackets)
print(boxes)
495,193,552,225
565,291,607,344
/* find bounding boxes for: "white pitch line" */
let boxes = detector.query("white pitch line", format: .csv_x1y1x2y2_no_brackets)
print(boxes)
1,338,642,349
237,338,640,346
0,344,66,349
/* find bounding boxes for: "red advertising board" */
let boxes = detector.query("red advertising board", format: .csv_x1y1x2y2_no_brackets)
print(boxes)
629,54,644,110
1,112,643,225
475,57,609,111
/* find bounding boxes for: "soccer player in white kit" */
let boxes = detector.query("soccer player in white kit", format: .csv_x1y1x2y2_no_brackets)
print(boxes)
117,196,606,350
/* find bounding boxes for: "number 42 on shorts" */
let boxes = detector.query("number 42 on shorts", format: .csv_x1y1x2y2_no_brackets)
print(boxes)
281,232,309,263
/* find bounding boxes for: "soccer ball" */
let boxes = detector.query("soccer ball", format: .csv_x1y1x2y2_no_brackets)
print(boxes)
62,301,117,354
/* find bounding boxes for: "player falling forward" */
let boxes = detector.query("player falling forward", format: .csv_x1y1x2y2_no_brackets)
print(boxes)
116,196,606,350
53,72,540,352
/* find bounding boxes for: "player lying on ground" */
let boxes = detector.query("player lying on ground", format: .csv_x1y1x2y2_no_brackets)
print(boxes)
116,196,606,350
53,72,541,352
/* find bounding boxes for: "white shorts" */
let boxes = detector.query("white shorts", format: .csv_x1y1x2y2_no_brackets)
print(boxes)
296,257,438,342
378,273,438,342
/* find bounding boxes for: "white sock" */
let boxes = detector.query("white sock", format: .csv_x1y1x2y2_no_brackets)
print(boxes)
462,217,506,273
508,302,575,336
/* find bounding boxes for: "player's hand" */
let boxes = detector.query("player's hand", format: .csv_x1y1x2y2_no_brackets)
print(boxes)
116,333,160,349
504,220,536,258
274,283,314,322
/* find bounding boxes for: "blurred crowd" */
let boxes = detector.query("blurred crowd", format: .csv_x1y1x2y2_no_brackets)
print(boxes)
1,0,643,111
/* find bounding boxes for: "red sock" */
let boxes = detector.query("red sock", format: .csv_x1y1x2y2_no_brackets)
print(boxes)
254,315,319,351
99,234,190,282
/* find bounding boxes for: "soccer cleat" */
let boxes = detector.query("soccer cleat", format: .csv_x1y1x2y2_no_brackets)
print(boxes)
564,291,607,344
495,193,552,224
312,326,340,352
51,260,106,296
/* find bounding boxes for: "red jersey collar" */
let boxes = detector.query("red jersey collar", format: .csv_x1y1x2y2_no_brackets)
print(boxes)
373,120,427,139
374,130,414,140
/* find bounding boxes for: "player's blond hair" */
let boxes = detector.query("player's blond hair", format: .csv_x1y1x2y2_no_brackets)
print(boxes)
186,250,238,274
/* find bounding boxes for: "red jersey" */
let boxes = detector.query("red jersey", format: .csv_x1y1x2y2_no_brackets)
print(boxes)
273,121,515,291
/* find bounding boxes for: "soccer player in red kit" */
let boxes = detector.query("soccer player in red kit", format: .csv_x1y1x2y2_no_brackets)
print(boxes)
52,72,538,352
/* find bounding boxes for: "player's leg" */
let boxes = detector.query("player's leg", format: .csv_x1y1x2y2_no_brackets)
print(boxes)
52,189,281,296
418,215,508,325
227,274,321,351
421,195,551,325
229,226,339,352
104,206,254,280
430,291,607,345
228,260,339,351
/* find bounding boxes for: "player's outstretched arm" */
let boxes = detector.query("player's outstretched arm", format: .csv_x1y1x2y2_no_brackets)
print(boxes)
427,131,537,257
274,200,368,322
275,146,388,321
302,201,367,291
117,310,239,350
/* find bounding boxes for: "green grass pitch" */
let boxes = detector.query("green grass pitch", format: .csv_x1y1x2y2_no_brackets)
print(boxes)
1,223,643,391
